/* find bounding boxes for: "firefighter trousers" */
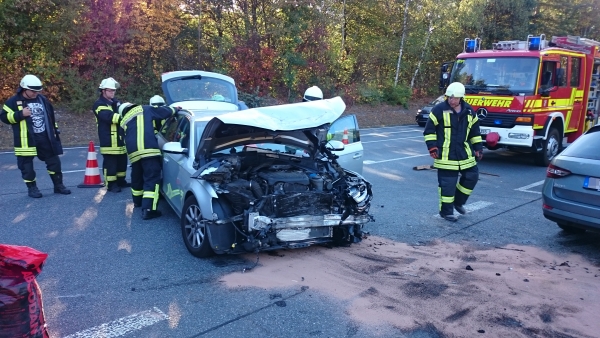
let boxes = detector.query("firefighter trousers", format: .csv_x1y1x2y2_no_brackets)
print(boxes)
102,153,128,184
437,165,479,216
131,156,162,210
17,133,61,183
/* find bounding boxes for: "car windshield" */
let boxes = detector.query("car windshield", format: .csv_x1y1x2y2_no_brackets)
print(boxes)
212,142,310,158
450,57,539,95
560,128,600,160
431,96,444,105
166,76,236,103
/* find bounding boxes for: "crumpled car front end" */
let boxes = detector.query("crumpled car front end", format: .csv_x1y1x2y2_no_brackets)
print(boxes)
187,97,374,256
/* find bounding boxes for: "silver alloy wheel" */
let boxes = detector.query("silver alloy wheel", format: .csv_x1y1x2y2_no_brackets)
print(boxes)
546,135,559,160
184,204,206,248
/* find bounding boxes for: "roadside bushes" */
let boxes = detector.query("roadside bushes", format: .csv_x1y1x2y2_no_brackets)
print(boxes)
351,82,411,108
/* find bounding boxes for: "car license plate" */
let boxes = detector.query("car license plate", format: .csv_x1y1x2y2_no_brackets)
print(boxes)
480,128,490,135
423,114,429,119
583,176,600,191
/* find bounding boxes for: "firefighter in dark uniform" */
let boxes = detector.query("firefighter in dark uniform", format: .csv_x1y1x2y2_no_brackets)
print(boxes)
93,77,130,192
423,82,483,222
0,75,71,198
118,102,180,220
149,95,167,134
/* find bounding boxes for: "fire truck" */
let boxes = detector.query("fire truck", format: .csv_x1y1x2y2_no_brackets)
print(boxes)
440,35,600,166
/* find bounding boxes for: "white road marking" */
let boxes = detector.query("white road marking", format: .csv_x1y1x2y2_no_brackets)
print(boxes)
364,154,430,164
361,125,418,131
63,169,87,174
362,136,423,144
63,307,168,338
0,146,89,155
433,201,494,218
515,180,544,194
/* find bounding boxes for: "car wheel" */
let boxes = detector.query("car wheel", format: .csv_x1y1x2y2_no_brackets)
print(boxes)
418,122,426,127
535,127,560,166
557,222,586,234
181,196,214,258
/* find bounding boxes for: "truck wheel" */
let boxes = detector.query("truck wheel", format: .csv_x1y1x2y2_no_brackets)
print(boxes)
535,127,560,167
181,196,214,258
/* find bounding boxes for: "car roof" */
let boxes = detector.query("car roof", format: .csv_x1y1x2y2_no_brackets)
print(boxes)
161,70,235,85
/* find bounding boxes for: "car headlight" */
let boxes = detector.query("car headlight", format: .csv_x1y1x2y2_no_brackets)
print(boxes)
417,109,422,114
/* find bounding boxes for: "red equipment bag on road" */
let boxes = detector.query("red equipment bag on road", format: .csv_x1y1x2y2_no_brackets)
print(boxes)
0,244,50,338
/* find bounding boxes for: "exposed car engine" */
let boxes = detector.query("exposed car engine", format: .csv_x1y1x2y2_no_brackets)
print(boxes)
199,145,373,253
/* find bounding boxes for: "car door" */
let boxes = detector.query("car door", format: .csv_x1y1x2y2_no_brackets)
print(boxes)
158,113,190,213
328,115,364,174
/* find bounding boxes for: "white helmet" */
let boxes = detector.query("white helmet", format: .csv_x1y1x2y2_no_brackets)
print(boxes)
20,75,43,92
303,86,323,102
118,102,134,115
99,77,120,90
445,82,465,98
149,95,165,106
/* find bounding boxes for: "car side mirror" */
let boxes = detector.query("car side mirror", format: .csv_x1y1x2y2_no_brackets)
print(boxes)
163,141,187,154
326,140,345,151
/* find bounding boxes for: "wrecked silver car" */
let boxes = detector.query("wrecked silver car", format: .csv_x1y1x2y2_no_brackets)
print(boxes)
160,97,373,257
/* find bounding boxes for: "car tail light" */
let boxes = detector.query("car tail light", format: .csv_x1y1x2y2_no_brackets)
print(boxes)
546,164,571,178
542,204,553,210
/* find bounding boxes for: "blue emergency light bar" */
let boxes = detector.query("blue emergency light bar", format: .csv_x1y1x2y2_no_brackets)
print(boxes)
527,34,546,50
464,38,481,53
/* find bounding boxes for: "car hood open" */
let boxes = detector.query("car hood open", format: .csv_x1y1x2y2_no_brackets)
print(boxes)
195,96,346,165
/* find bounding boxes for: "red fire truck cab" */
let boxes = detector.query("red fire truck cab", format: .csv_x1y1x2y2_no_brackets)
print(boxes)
442,35,600,166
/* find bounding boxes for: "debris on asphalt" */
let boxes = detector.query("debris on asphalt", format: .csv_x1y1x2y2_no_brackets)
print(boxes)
466,265,474,271
478,329,485,333
523,279,529,282
496,273,501,276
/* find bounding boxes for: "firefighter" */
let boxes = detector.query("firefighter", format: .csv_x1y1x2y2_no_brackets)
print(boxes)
149,95,167,133
118,102,180,220
93,77,129,192
0,75,71,198
423,82,483,222
302,86,323,102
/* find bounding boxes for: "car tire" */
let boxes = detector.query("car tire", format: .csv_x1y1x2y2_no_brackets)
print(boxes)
557,222,586,234
181,196,214,258
535,127,561,167
418,122,426,127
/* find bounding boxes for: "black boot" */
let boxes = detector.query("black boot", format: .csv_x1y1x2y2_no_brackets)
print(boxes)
454,204,467,215
117,178,131,188
142,209,162,220
107,181,122,193
439,212,458,222
51,173,71,195
26,182,42,198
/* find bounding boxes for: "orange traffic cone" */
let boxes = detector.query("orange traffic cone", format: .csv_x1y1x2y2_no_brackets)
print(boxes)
78,141,105,188
342,128,349,145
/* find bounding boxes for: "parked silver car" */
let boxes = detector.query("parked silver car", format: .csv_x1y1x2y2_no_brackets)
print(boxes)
542,125,600,233
157,97,373,257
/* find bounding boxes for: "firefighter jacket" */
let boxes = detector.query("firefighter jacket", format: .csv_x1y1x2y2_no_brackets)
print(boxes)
0,92,63,157
120,105,177,163
423,100,483,170
93,96,126,155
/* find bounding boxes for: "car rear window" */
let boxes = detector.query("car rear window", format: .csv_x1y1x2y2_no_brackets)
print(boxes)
561,128,600,160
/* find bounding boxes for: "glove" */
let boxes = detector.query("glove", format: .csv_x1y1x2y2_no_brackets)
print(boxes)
428,147,439,159
174,106,182,112
475,150,483,161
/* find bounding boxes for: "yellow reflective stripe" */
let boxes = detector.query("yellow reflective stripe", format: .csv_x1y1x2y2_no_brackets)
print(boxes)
15,147,37,156
152,184,159,209
441,195,455,203
438,187,442,211
111,113,120,124
424,134,437,141
137,116,144,153
110,124,118,148
100,146,126,155
120,106,144,128
3,105,17,124
131,189,143,196
470,136,482,143
442,112,451,161
95,105,113,114
19,120,28,148
457,183,472,196
116,172,126,178
429,114,439,126
128,149,161,163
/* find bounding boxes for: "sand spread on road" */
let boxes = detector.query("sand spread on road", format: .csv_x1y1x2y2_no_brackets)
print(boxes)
221,236,599,337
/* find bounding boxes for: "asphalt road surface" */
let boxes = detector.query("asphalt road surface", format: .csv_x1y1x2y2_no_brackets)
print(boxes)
1,125,599,338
